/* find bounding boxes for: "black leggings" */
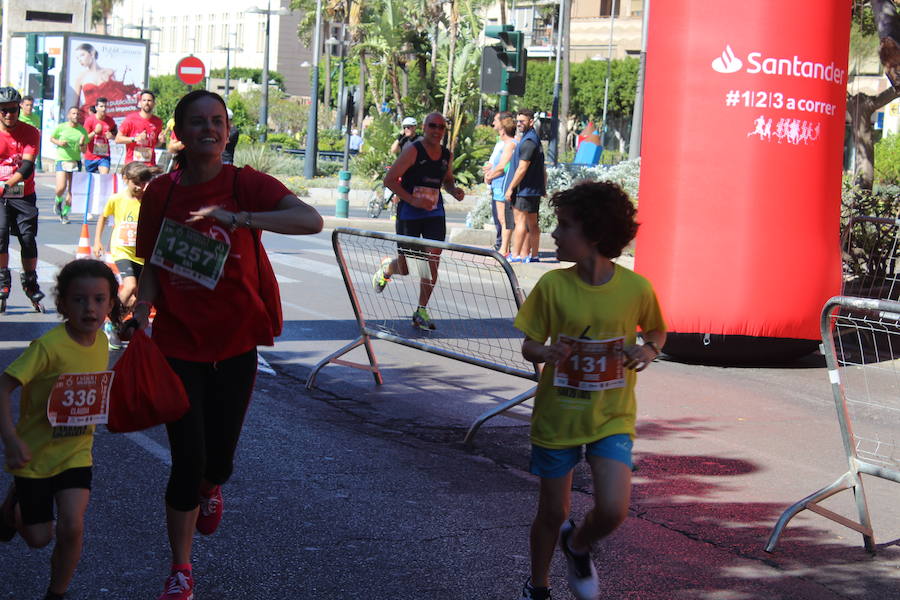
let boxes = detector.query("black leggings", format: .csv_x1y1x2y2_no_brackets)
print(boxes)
0,194,38,258
164,349,257,511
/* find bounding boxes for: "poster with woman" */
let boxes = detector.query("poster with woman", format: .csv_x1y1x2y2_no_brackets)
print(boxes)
66,36,148,124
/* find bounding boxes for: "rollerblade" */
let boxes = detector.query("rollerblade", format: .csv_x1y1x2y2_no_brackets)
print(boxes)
0,268,9,314
20,270,45,313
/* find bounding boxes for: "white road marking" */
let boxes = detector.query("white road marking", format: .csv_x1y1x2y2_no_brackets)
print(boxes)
124,431,171,465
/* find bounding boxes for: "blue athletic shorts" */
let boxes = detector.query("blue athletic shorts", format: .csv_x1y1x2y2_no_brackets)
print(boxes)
530,434,633,479
84,158,111,172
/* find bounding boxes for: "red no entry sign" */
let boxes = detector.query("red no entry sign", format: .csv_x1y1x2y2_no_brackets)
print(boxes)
176,56,206,85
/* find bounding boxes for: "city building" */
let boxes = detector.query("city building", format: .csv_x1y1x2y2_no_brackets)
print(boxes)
103,0,314,98
0,0,91,86
482,0,644,62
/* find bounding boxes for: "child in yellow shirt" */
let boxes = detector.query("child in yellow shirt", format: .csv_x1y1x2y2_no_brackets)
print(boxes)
0,259,122,600
514,182,666,600
93,161,161,348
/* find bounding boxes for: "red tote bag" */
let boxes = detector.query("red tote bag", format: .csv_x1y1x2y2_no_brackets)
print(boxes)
107,329,190,433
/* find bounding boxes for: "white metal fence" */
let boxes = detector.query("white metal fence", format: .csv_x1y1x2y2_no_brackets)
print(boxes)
305,228,539,442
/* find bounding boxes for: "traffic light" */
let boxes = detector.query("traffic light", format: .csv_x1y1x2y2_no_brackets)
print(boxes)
484,25,525,76
482,25,527,106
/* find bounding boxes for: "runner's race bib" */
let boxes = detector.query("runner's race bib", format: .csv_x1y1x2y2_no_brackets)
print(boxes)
150,218,230,290
117,222,137,247
554,335,626,392
134,145,153,163
93,139,110,156
2,182,24,198
62,161,78,173
47,371,115,427
412,186,439,211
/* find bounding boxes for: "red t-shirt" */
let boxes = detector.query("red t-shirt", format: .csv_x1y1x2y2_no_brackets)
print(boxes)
83,114,117,160
0,122,40,196
135,165,289,361
119,112,163,165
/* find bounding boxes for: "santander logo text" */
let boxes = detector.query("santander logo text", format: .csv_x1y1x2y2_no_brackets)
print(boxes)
711,44,846,85
711,45,742,73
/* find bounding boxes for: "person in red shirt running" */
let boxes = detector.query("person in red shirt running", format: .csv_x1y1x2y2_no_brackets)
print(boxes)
83,97,117,174
115,90,164,166
0,87,43,312
127,90,323,600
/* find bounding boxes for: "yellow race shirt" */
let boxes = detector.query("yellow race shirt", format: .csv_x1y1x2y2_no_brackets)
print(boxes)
514,265,666,449
4,324,109,478
101,191,143,264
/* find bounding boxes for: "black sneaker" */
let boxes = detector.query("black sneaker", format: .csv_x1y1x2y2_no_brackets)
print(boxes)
520,578,551,600
559,519,598,600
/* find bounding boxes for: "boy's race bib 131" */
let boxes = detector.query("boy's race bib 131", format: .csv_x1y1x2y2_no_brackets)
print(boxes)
47,371,115,427
554,335,625,391
150,218,230,290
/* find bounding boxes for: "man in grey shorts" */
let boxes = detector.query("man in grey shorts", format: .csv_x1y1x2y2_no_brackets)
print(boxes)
505,109,546,263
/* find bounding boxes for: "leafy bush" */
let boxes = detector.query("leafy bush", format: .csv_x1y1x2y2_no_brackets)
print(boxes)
234,143,303,175
266,133,301,150
874,133,900,185
465,193,495,230
318,129,345,152
451,120,494,188
279,175,310,198
350,113,399,185
841,177,900,289
315,160,344,177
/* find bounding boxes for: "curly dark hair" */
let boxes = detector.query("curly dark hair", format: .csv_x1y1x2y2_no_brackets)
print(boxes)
549,181,638,259
54,259,124,326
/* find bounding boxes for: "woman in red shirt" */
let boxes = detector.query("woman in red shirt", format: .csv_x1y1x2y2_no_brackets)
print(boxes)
129,90,322,600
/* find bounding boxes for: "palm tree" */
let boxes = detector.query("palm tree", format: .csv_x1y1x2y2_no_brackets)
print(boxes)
91,0,122,34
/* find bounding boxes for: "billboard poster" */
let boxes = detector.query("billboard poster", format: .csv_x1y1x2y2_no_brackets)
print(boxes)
635,1,850,346
66,36,147,122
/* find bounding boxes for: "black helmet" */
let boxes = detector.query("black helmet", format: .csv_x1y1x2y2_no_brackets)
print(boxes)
0,87,22,104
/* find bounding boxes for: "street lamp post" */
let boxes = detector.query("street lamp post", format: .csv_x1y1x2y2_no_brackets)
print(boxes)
215,32,243,100
247,2,289,143
304,0,324,179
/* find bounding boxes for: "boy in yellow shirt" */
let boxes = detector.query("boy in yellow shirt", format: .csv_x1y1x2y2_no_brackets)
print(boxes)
514,181,666,600
93,162,161,348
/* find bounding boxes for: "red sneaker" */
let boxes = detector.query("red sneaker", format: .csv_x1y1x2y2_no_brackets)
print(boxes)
196,485,223,535
157,570,193,600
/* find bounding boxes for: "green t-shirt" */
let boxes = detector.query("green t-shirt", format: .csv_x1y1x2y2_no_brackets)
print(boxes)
51,123,88,162
514,265,666,449
20,112,40,130
4,324,109,478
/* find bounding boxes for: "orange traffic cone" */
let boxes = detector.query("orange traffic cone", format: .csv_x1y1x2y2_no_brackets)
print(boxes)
75,223,92,259
103,253,122,284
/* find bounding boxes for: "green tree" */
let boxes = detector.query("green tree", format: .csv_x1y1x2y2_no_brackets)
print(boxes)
148,75,196,124
519,60,556,112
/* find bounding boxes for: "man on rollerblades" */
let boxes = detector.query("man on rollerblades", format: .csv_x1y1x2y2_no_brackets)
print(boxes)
0,87,44,313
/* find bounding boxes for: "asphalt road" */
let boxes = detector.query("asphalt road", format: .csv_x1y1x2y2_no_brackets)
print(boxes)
2,175,900,599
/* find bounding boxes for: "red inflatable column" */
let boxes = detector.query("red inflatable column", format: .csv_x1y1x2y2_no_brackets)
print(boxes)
635,1,850,361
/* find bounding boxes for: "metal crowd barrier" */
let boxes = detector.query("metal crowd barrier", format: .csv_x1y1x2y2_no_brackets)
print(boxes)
766,296,900,552
305,228,540,442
